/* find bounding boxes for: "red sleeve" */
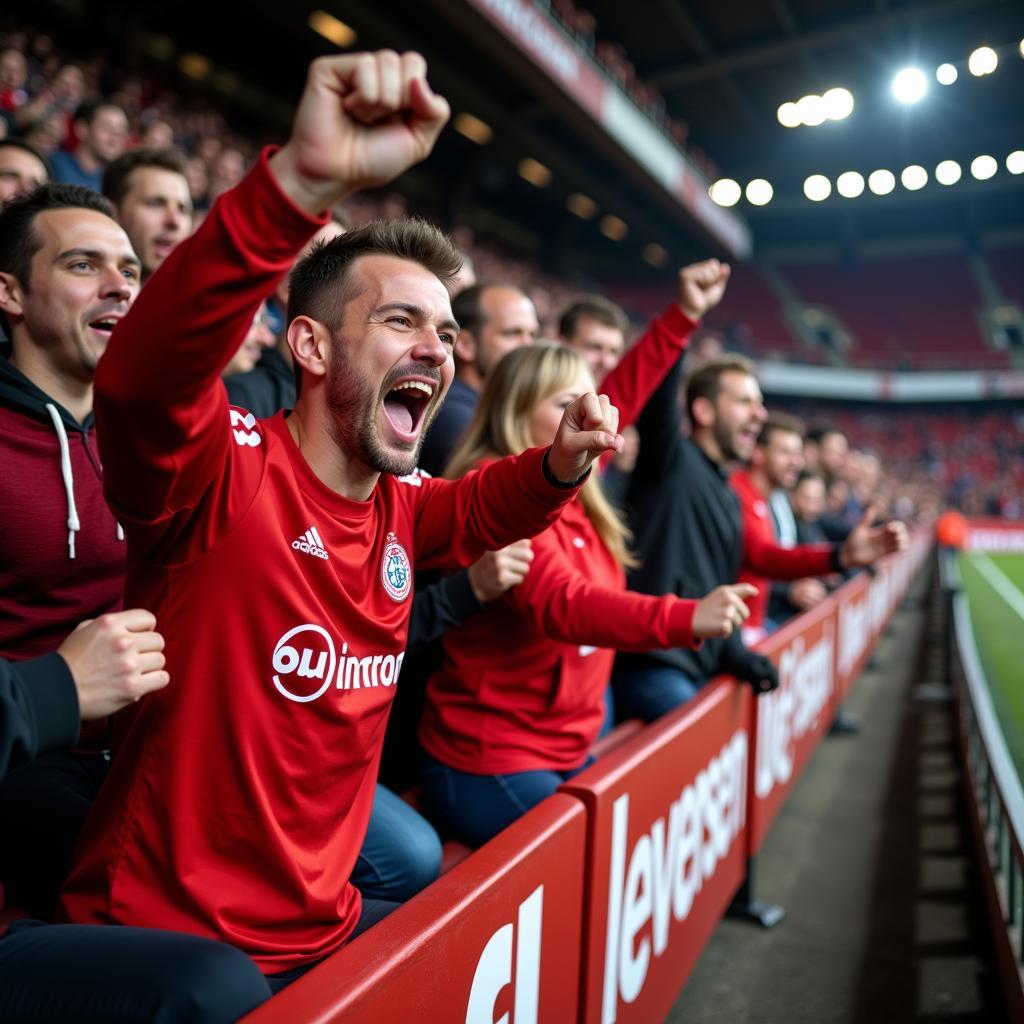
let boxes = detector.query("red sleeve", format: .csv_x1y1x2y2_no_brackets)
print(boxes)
502,519,700,651
742,530,835,580
412,447,584,571
600,304,696,432
94,147,325,534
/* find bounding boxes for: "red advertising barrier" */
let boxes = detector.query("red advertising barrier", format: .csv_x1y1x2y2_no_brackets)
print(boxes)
750,534,931,853
243,794,586,1024
237,535,932,1024
748,599,838,852
560,681,751,1024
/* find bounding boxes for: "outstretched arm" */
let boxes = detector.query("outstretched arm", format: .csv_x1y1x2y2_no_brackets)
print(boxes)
95,51,450,537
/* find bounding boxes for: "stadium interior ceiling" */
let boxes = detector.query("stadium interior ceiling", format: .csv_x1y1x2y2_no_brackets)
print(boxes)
8,0,1024,283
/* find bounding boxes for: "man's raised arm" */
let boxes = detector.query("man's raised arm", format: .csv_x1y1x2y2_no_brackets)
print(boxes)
95,52,449,530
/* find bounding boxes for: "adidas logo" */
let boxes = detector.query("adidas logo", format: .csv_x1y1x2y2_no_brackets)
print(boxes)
292,525,329,561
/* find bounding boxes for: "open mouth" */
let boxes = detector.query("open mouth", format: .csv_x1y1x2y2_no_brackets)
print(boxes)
87,316,120,340
382,379,436,441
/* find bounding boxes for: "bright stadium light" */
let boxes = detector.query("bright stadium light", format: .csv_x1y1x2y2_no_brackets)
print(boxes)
971,155,997,180
936,63,958,85
968,46,998,76
803,174,832,201
709,178,742,207
935,160,962,185
901,164,928,190
892,67,928,104
836,171,865,198
822,87,855,120
745,179,774,206
868,169,896,195
777,101,801,128
797,94,826,127
1007,150,1024,175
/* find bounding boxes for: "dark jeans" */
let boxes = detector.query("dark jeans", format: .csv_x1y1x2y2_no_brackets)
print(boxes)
419,752,593,848
0,750,107,919
611,663,702,723
0,919,272,1023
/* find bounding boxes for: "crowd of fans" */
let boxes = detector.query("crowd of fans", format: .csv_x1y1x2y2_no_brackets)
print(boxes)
0,24,1008,1024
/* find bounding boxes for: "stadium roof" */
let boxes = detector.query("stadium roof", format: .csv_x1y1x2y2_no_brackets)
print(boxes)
8,0,1024,275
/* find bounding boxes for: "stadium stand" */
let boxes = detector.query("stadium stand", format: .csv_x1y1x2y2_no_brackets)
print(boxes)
1,3,1022,1021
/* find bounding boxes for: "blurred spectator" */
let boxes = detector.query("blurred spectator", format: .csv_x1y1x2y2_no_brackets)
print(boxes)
102,148,192,279
418,282,539,476
221,302,275,378
0,139,49,201
558,293,629,384
51,102,129,191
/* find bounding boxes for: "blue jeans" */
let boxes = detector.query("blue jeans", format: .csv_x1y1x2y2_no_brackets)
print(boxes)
611,663,702,722
419,753,593,848
352,783,442,903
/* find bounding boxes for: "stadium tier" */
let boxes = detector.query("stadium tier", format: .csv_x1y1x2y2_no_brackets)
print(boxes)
1,3,1022,1023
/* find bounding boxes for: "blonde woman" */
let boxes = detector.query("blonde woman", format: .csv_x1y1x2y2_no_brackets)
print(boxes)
417,342,756,846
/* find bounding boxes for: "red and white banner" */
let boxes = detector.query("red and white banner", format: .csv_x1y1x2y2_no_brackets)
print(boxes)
561,682,751,1024
963,517,1024,553
244,795,587,1024
749,601,837,852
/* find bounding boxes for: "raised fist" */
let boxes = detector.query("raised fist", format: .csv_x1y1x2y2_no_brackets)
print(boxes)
839,505,909,569
270,51,450,215
692,583,757,639
468,540,534,604
677,259,731,322
547,392,623,484
58,609,169,720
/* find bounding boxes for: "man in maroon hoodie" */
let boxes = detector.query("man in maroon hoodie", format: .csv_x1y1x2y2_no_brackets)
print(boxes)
0,183,147,917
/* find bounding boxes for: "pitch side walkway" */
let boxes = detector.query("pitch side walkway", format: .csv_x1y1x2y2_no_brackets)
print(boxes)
668,561,1007,1024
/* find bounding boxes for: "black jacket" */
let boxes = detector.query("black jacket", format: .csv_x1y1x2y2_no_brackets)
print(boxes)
0,654,79,779
224,346,295,420
617,354,764,684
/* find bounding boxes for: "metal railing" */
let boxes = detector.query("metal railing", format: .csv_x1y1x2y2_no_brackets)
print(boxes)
943,550,1024,1011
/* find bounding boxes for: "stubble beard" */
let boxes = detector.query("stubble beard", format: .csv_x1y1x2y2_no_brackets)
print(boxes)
326,349,423,478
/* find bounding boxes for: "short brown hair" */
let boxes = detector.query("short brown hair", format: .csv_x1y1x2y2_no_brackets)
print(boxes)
288,218,462,394
102,147,188,207
558,294,629,340
757,411,806,447
684,353,755,421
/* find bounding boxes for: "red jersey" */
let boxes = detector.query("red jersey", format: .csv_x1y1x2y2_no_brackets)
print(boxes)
420,305,700,774
731,468,773,629
61,151,581,972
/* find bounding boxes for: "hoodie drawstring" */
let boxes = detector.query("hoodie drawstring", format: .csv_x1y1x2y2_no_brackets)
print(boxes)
45,403,81,560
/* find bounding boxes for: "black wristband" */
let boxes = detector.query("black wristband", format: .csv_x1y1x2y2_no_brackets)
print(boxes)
829,544,845,573
542,448,592,490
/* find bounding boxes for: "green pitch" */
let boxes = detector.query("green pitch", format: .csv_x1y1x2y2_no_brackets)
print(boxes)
958,551,1024,779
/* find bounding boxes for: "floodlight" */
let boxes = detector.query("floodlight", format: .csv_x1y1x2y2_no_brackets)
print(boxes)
935,160,962,185
892,67,928,104
709,179,741,207
822,87,854,120
777,102,801,128
936,63,958,85
836,171,865,198
745,179,773,206
970,155,997,180
868,169,896,195
968,47,998,76
1007,151,1024,175
803,174,831,201
797,94,825,127
901,165,928,190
